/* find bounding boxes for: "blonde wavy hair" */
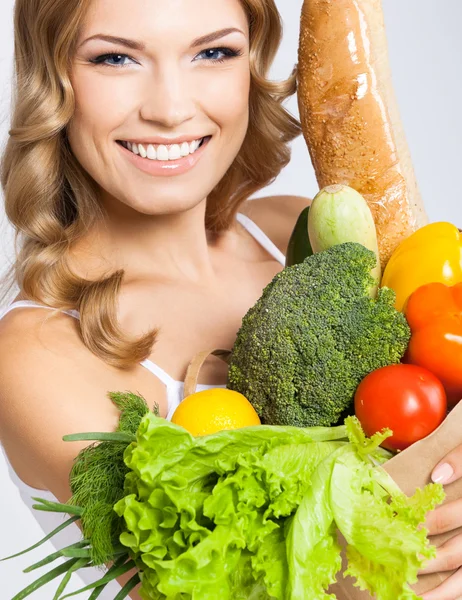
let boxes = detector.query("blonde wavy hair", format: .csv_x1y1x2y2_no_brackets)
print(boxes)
1,0,302,369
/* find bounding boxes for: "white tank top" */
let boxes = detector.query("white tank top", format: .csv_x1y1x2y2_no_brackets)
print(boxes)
0,211,286,598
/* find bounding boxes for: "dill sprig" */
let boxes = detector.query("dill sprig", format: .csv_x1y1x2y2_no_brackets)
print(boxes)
67,391,158,566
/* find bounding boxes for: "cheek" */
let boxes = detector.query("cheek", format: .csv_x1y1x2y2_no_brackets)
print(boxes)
200,66,251,133
67,69,136,150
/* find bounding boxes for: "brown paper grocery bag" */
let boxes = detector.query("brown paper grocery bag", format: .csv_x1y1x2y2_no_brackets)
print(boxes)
330,400,462,599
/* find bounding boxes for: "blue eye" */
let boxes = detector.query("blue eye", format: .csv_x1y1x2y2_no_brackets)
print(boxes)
196,47,243,63
89,53,135,68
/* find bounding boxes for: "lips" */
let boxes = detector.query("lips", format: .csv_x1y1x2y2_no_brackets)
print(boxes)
117,134,211,177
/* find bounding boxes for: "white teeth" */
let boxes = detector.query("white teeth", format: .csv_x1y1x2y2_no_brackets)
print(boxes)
168,144,181,160
156,145,169,161
124,137,206,160
147,144,157,160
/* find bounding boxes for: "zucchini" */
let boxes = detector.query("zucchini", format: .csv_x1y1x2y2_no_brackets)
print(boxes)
285,205,313,267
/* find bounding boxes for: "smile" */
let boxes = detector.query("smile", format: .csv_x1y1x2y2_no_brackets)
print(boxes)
116,135,212,177
117,137,209,161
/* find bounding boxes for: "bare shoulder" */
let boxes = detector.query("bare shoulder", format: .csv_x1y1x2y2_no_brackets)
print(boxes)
239,195,311,255
0,307,162,500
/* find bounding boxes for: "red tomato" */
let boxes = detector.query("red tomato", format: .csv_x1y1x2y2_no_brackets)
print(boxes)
354,364,447,451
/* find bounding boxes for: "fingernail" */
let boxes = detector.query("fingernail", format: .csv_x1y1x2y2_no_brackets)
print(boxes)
432,462,454,484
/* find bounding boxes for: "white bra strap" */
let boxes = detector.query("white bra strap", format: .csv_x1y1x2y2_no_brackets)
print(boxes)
236,212,286,266
139,358,179,387
0,300,80,321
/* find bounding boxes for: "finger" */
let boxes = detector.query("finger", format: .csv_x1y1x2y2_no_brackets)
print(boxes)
421,566,462,600
425,498,462,536
420,534,462,575
432,445,462,485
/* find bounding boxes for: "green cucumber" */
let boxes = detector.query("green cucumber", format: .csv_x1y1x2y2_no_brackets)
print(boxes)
285,205,313,267
308,184,381,294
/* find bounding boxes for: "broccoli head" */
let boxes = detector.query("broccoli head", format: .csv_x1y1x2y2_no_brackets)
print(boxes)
227,242,410,427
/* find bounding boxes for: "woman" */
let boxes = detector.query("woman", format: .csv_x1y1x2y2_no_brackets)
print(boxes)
0,0,308,596
3,0,462,598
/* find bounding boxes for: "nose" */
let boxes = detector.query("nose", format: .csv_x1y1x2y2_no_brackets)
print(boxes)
139,64,196,128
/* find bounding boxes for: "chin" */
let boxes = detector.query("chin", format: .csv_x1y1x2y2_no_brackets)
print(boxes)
117,188,209,216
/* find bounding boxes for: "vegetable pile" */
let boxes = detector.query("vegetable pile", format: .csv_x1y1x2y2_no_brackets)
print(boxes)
230,184,461,451
1,393,444,600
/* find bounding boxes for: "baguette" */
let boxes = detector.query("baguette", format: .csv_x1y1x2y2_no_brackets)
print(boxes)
297,0,428,266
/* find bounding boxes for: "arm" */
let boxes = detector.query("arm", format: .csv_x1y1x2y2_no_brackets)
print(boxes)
0,310,152,599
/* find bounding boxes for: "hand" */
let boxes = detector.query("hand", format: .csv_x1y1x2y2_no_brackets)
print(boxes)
419,444,462,600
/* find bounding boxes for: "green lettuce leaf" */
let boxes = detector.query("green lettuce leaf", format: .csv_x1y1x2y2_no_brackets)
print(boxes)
285,449,344,600
330,446,444,600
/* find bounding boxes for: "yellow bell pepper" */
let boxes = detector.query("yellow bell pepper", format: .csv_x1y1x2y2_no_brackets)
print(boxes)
381,222,462,311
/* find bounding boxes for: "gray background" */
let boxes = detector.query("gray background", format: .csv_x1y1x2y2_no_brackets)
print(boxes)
0,0,461,597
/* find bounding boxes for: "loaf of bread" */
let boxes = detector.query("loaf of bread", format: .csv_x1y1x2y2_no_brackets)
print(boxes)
297,0,428,266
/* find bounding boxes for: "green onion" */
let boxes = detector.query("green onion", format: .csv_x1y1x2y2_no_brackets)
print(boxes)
63,432,135,443
11,558,80,600
52,557,90,600
30,497,83,516
59,559,137,599
113,572,141,599
24,541,89,572
88,555,131,599
0,515,80,561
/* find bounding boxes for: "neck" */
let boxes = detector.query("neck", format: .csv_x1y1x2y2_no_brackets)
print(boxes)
71,195,237,284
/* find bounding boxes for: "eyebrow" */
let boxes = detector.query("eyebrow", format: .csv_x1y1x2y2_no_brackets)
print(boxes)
78,27,245,51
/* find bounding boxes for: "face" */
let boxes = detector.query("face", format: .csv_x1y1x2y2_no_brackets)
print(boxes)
67,0,250,216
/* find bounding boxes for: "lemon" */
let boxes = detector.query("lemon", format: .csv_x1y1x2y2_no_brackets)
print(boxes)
171,388,261,436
